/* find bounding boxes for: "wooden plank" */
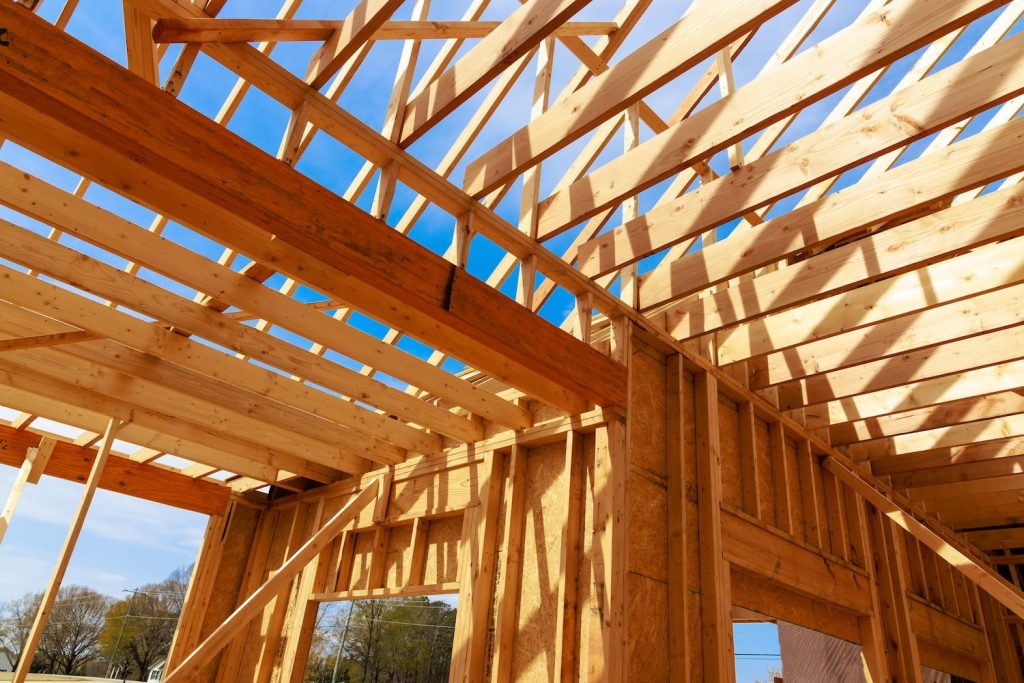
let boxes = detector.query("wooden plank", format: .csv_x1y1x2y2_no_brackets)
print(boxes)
304,0,404,89
811,361,1024,432
754,283,1024,388
538,0,1004,241
0,164,530,430
25,436,55,484
666,354,688,681
717,235,1024,364
695,371,734,681
0,218,479,444
0,261,434,457
0,4,626,414
721,510,871,614
665,181,1024,339
123,1,159,86
399,0,591,145
491,445,526,683
643,110,1024,309
12,418,123,683
0,330,100,352
0,424,230,516
162,478,382,683
463,0,799,196
773,325,1024,404
826,457,1024,620
310,581,461,602
449,452,502,682
153,18,618,43
853,412,1024,460
581,28,1024,277
554,431,583,682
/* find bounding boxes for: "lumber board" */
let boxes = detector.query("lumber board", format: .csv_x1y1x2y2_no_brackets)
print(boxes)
463,0,800,196
580,27,1024,277
399,0,591,145
0,4,625,414
0,424,230,516
642,111,1024,310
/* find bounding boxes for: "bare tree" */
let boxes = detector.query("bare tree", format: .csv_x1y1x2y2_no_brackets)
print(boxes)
35,585,111,675
0,591,42,670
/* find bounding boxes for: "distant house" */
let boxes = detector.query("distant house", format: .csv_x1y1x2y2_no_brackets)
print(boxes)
147,658,166,682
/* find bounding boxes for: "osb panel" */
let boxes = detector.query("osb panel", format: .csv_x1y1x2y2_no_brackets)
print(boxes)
383,523,414,588
512,441,567,682
718,394,743,509
629,347,667,478
785,438,805,544
626,572,669,682
755,418,774,523
346,530,376,591
627,469,667,582
422,515,462,585
388,465,476,519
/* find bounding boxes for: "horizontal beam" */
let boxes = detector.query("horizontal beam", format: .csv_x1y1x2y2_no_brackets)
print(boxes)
152,18,618,43
0,424,229,516
0,4,625,414
0,330,100,352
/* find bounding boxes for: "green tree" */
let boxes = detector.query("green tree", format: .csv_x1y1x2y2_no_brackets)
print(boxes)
100,566,190,680
307,597,456,683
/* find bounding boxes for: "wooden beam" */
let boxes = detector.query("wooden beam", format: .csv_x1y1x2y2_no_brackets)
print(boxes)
12,418,123,683
0,164,530,430
717,236,1024,364
463,0,799,196
695,371,735,680
825,456,1024,620
162,478,382,683
152,18,618,43
832,393,1024,447
0,424,230,516
662,182,1024,338
0,434,50,545
0,330,100,352
579,27,1024,277
852,412,1024,460
399,0,591,145
774,325,1024,406
536,0,1004,241
304,0,404,89
0,4,625,414
752,282,1024,387
642,111,1024,310
807,359,1024,431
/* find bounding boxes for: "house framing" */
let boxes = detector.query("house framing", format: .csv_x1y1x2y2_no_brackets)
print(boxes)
1,0,1024,679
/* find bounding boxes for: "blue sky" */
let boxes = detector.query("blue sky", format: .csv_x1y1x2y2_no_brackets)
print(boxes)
2,0,1019,679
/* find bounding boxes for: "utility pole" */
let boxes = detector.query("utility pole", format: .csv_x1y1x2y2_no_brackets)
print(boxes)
107,588,145,680
329,603,354,683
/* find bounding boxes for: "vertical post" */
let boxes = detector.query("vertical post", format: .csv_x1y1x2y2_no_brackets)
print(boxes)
666,354,690,681
694,372,735,682
870,509,923,683
491,445,526,682
13,417,123,683
449,451,503,683
619,103,640,308
554,431,584,682
849,495,889,683
0,436,54,545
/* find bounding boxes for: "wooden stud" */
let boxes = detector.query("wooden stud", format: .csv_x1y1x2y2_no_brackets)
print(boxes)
12,418,124,683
